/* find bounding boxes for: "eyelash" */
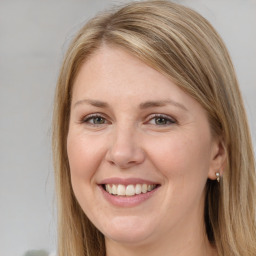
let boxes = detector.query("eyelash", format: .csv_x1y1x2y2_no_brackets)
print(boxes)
80,113,108,126
80,113,176,126
146,114,176,126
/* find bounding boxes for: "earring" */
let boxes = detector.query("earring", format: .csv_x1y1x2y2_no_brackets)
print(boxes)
216,172,220,183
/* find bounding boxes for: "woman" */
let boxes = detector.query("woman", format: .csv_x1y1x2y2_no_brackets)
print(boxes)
52,1,256,255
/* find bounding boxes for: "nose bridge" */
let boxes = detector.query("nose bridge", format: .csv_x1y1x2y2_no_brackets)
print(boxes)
106,121,145,168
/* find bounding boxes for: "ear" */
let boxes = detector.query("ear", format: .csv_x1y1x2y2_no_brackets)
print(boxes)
208,137,227,180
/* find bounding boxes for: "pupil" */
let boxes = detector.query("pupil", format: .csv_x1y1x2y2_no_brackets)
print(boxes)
94,117,104,124
156,117,166,125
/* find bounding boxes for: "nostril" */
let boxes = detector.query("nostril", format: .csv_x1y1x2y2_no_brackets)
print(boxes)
108,160,115,166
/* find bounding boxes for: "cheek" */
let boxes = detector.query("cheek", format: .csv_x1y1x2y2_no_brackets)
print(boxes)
146,133,212,220
66,132,105,213
67,133,91,204
67,132,105,179
146,131,212,182
66,132,106,212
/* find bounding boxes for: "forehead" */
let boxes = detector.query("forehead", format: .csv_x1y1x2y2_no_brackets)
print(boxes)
72,45,190,104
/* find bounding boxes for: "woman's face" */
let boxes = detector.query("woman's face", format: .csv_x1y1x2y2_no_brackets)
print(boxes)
67,45,222,247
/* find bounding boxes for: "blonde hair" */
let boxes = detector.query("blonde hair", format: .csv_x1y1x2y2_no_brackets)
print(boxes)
52,1,256,255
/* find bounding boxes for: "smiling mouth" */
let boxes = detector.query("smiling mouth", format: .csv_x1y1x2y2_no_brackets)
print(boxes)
102,184,159,196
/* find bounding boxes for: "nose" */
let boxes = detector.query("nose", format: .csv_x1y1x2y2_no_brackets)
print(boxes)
105,126,145,169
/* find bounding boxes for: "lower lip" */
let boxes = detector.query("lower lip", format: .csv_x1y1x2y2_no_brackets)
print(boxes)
99,185,159,207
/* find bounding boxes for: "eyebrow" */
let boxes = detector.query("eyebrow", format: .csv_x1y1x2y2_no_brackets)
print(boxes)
139,100,188,111
73,99,109,108
73,98,188,111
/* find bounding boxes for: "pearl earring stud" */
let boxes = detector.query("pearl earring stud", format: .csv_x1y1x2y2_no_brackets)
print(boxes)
216,172,220,183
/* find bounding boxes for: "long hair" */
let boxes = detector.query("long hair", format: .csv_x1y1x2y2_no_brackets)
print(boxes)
52,1,256,255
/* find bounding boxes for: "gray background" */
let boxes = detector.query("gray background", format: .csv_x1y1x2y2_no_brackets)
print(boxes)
0,0,255,255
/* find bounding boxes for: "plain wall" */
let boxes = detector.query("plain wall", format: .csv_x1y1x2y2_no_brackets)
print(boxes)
0,0,255,255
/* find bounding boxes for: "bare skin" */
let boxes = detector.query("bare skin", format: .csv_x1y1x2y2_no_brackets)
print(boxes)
67,45,224,256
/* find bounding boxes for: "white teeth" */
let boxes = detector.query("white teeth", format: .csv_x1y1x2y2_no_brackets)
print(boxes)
148,185,153,192
142,184,147,193
112,184,117,195
117,184,126,196
135,184,142,194
126,185,135,196
105,184,157,196
106,184,112,194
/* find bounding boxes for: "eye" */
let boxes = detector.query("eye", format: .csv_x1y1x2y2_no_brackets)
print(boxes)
81,114,109,125
147,114,176,126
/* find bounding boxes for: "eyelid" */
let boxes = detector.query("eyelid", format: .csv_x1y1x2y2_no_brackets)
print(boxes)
80,113,111,125
146,113,177,125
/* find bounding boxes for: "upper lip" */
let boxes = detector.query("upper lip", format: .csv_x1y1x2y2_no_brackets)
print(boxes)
99,177,160,186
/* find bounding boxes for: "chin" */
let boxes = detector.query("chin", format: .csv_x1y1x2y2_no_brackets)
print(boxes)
100,215,155,245
106,229,152,245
